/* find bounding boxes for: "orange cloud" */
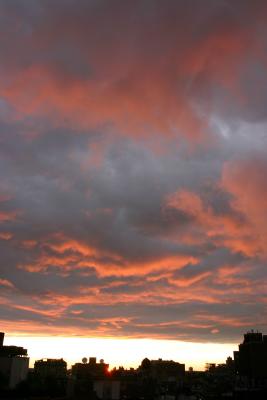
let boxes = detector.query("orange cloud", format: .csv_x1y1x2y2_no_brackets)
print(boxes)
222,155,267,258
0,279,14,289
0,211,17,222
1,1,266,144
164,188,240,245
0,1,266,342
0,232,13,240
18,230,198,276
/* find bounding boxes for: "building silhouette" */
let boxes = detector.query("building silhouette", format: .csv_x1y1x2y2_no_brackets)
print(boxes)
68,357,112,399
71,357,109,379
34,358,67,379
234,330,267,384
0,332,29,389
2,329,267,399
140,358,185,382
32,358,68,397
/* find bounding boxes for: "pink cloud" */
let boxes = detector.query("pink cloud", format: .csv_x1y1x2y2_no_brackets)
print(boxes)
0,211,17,222
0,232,13,240
0,279,14,289
1,1,266,144
222,154,267,258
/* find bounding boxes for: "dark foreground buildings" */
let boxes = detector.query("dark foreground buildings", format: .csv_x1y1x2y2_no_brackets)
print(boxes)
0,330,267,399
0,332,29,389
69,357,117,399
234,330,267,399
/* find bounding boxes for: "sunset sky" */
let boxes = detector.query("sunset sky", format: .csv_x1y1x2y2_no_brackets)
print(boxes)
0,0,267,368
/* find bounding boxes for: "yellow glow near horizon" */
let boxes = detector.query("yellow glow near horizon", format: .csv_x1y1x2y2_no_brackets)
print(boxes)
4,335,237,371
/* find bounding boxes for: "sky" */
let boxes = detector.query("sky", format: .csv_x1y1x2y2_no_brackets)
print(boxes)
0,0,267,368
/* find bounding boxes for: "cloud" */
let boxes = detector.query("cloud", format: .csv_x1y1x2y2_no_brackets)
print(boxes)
0,279,14,289
0,0,266,343
222,153,267,257
1,0,267,140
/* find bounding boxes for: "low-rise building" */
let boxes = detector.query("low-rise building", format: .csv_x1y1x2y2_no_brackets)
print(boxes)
34,358,67,378
72,357,109,379
140,358,185,382
68,357,110,398
93,380,120,400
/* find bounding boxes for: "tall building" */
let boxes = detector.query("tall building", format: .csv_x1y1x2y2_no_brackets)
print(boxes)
234,329,267,399
0,332,29,389
234,331,267,381
0,332,4,347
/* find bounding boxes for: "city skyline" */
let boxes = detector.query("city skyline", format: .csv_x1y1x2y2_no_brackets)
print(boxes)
4,334,237,370
0,0,267,369
1,330,266,399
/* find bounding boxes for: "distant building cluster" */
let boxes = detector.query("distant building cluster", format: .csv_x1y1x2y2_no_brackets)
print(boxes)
0,331,267,399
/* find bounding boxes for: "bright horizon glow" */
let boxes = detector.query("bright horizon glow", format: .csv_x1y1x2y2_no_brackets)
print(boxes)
4,335,237,371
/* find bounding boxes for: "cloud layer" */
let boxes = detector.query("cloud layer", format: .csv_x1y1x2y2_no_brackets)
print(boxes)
0,0,267,343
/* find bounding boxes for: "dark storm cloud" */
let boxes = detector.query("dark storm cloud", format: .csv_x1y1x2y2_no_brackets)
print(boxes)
0,0,267,340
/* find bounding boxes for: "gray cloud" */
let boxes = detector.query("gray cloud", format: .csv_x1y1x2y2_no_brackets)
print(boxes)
0,0,267,343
